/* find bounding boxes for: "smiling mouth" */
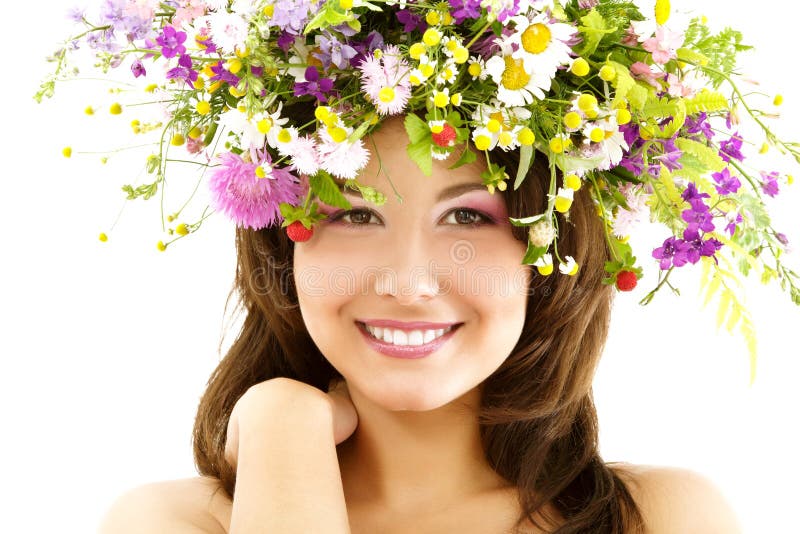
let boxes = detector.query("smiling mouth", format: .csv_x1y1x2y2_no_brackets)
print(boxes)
355,321,463,347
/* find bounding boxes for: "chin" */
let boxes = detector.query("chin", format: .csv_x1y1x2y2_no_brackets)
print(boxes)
353,377,476,412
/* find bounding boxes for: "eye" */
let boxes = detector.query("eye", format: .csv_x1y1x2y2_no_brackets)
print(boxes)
326,207,381,227
441,208,494,227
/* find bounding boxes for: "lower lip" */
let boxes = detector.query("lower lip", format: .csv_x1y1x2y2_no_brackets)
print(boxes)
356,322,461,359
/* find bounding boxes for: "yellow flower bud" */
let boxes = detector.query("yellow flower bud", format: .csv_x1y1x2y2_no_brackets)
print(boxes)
99,232,108,242
759,142,769,154
518,127,535,146
563,111,582,129
176,223,189,236
589,127,605,143
409,42,426,60
450,93,462,106
570,57,590,77
453,46,469,64
171,133,185,146
339,0,353,9
487,119,501,133
196,100,211,115
564,173,581,190
474,135,491,151
157,241,167,252
433,91,449,108
599,64,616,82
227,58,243,74
329,126,347,143
62,147,72,158
774,94,784,106
188,127,203,139
616,108,632,125
84,106,95,115
109,103,123,115
422,28,441,47
425,11,440,25
576,93,597,113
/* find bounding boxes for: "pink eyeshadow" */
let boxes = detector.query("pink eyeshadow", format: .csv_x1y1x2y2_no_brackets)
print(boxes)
445,191,509,222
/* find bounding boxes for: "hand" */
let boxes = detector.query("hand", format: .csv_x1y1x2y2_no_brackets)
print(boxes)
327,377,359,445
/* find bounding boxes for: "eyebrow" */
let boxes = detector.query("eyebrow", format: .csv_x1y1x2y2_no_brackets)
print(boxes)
339,182,489,202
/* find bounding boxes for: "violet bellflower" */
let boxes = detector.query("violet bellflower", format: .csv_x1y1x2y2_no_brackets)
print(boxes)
155,26,187,59
167,54,198,86
131,59,146,78
448,0,482,23
712,167,741,195
760,170,780,197
682,228,723,264
652,236,690,269
293,66,335,103
719,132,745,163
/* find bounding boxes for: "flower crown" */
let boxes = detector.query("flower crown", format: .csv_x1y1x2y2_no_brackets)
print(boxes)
39,0,798,375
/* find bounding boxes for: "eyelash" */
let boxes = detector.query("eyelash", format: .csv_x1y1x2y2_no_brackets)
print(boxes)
327,207,495,228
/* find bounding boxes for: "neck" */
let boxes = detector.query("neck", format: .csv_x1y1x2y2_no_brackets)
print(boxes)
336,383,511,513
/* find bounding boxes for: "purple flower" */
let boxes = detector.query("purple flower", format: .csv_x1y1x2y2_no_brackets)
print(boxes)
316,33,357,70
209,61,240,85
293,66,335,103
683,228,724,264
652,236,690,269
488,0,521,23
760,170,780,197
396,9,426,33
712,168,741,195
684,112,714,140
66,6,86,23
620,123,641,147
269,0,319,35
681,182,710,212
653,138,683,171
277,30,295,52
166,54,198,86
131,59,146,78
155,26,187,59
776,232,789,246
719,132,744,163
723,211,742,236
351,31,385,66
448,0,482,23
682,207,715,233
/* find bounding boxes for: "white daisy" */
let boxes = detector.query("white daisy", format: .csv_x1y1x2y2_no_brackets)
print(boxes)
207,11,249,54
505,13,576,78
485,43,552,106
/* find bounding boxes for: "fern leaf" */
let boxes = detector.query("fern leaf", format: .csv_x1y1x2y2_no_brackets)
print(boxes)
675,138,726,172
684,90,729,114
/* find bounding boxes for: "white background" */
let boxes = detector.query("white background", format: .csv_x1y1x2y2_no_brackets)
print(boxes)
3,1,799,532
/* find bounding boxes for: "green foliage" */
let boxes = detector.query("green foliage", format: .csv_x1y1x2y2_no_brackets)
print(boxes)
608,61,649,110
700,257,759,385
578,9,616,57
404,113,433,176
122,180,160,201
683,19,752,88
675,138,726,173
514,144,534,190
344,178,386,205
521,244,548,265
310,170,353,209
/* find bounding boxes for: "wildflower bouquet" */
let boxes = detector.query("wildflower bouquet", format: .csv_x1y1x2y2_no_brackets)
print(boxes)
38,0,798,368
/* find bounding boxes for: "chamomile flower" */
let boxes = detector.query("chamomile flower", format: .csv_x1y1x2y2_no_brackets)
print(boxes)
533,253,554,275
505,13,576,78
472,125,499,151
580,114,628,170
558,255,579,276
485,44,552,106
218,106,264,149
436,59,459,85
467,56,488,81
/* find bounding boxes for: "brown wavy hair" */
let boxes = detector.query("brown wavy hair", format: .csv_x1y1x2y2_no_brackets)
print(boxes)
192,111,646,533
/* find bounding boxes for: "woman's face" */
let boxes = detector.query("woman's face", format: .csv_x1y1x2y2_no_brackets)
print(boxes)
293,116,531,411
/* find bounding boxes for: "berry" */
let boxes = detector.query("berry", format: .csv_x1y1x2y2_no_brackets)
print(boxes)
431,123,457,147
615,270,638,292
286,221,314,242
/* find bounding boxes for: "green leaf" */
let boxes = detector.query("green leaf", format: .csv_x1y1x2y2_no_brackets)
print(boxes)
509,213,545,226
310,170,352,209
404,113,429,144
675,137,726,172
407,138,433,176
683,91,729,114
449,145,477,170
521,244,548,265
514,144,533,190
578,9,616,56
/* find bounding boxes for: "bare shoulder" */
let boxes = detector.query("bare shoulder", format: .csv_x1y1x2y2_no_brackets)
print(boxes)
610,462,743,534
98,476,230,534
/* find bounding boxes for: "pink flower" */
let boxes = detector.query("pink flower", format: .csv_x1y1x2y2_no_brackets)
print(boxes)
642,26,684,65
208,150,304,230
287,135,321,176
358,45,411,115
318,131,370,179
630,62,661,89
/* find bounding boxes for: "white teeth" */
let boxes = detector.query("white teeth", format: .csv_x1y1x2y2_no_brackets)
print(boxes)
364,324,455,346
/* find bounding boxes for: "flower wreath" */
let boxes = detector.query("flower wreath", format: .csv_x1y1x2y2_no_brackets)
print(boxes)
38,0,799,374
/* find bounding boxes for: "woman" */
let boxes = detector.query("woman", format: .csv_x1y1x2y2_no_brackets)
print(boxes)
98,115,742,533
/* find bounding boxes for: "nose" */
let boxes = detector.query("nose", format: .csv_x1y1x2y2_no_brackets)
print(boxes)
372,232,441,305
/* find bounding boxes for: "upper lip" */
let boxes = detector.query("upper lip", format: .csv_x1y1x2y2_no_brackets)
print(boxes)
356,319,462,330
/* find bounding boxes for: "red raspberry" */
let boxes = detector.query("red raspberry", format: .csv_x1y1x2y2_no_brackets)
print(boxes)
431,123,457,147
615,270,638,292
286,221,314,242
